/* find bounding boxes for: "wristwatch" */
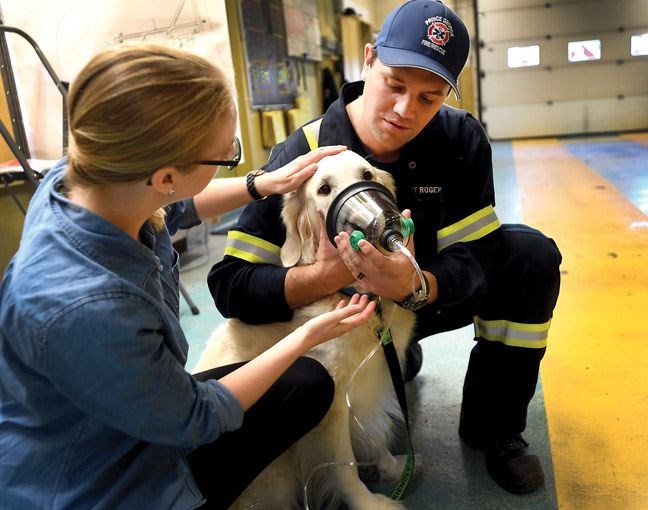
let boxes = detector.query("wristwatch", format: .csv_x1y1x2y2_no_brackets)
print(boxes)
246,169,267,200
397,272,430,311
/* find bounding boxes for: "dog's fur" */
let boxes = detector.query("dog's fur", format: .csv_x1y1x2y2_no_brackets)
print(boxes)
194,151,416,510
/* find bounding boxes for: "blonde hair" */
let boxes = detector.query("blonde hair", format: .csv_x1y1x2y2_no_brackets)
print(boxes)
66,44,235,229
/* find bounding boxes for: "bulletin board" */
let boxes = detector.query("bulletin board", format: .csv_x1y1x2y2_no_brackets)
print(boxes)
238,0,297,109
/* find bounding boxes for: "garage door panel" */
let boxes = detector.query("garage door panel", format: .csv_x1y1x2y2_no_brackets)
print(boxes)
478,0,648,138
481,38,641,73
482,61,646,105
484,96,648,139
479,0,595,12
478,1,645,43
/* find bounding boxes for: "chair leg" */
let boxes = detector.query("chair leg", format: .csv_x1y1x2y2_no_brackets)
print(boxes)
179,281,200,315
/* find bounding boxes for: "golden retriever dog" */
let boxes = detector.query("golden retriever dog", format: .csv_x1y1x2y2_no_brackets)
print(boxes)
194,150,416,510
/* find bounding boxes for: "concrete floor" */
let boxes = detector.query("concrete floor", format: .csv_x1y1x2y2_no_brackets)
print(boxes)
178,132,648,509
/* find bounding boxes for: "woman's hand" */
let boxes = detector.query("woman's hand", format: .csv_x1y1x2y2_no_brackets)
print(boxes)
218,293,375,410
193,146,347,220
298,293,376,349
254,145,346,197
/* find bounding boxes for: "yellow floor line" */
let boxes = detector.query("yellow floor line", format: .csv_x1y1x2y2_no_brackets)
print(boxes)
512,138,648,509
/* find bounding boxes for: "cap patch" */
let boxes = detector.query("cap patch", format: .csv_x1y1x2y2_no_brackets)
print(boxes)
423,16,455,55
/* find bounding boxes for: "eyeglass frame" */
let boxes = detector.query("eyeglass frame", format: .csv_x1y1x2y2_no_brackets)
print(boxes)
193,136,241,169
145,136,241,185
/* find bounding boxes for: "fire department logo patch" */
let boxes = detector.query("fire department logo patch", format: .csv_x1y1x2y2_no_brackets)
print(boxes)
428,21,451,45
422,16,455,55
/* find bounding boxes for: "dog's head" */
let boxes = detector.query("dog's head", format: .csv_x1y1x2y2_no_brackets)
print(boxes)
281,150,395,267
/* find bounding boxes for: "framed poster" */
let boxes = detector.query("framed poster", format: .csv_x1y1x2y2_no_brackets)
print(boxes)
239,0,297,109
283,0,322,61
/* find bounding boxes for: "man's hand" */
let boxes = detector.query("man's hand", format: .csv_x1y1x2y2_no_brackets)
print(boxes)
284,214,355,309
314,213,355,286
333,209,430,301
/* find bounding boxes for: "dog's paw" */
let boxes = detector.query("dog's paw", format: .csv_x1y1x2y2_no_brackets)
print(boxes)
378,453,409,481
362,493,406,510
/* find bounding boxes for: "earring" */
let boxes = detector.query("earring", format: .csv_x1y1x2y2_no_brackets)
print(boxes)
168,189,176,196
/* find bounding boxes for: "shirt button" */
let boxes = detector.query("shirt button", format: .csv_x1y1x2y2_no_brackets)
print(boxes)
408,161,416,169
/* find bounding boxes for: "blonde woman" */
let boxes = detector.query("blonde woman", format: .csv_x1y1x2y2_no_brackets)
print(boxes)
0,45,373,509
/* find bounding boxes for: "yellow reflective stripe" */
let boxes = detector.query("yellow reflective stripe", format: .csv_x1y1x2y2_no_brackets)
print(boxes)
436,205,500,252
224,230,282,265
302,118,322,150
473,316,551,349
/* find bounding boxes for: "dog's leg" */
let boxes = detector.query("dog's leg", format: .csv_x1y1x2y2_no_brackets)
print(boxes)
228,451,301,510
375,441,409,482
301,397,406,510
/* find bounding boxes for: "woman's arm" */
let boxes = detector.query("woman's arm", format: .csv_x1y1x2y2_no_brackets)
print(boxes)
218,294,375,409
193,146,346,220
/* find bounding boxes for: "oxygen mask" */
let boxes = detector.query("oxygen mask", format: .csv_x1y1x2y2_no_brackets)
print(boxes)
325,182,414,255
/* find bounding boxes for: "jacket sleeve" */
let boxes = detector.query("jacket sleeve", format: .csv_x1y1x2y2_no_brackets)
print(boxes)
207,136,312,324
164,199,201,237
43,295,244,448
422,113,501,314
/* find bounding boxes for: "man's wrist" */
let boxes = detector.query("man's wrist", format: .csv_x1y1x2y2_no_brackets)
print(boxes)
397,272,430,311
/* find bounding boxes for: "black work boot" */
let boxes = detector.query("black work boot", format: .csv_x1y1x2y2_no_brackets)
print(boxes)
484,435,544,494
403,342,423,382
459,426,545,494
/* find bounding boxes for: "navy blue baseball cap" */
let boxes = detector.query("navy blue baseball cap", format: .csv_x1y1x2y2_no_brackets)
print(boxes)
374,0,470,99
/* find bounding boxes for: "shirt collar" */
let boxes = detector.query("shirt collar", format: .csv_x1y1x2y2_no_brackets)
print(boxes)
318,81,369,156
320,81,429,167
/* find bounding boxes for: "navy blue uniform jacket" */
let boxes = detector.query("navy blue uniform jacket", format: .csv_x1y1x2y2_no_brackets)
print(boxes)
208,81,501,325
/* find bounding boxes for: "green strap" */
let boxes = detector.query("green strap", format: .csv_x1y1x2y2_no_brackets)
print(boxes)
379,327,415,500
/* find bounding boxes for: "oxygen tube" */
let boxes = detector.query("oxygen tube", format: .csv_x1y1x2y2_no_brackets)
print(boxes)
390,238,429,303
302,302,397,510
245,183,429,509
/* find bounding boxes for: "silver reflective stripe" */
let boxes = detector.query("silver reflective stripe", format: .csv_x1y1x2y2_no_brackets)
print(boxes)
473,316,551,349
437,205,500,253
224,230,282,265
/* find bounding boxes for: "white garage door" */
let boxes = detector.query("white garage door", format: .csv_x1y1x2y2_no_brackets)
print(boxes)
477,0,648,139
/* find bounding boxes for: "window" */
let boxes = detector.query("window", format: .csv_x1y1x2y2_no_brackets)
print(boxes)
507,45,540,68
630,33,648,57
568,39,601,62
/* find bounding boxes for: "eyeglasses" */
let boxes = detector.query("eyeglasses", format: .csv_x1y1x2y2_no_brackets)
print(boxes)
194,136,241,170
145,137,242,185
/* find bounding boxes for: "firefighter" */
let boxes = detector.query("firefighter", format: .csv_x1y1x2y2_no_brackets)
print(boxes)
208,0,561,494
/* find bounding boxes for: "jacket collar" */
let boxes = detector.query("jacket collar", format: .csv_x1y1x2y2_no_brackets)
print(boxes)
48,164,163,287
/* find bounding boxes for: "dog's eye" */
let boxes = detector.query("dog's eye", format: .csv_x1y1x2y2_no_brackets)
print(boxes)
362,170,373,181
318,184,332,195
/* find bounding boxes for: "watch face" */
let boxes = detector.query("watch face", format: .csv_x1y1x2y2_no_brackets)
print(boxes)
407,297,428,311
399,293,427,310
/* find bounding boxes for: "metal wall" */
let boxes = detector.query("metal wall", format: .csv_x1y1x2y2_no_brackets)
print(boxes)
477,0,648,139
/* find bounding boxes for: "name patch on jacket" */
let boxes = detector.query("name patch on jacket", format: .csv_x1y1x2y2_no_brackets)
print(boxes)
412,185,443,199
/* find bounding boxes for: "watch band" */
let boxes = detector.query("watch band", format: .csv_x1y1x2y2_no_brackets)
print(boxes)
246,169,266,200
397,272,430,311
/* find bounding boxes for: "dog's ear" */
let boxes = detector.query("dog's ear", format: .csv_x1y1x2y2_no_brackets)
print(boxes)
281,190,303,266
281,189,320,266
375,167,397,196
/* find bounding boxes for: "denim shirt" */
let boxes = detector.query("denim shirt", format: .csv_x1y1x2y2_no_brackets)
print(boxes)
0,159,244,509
